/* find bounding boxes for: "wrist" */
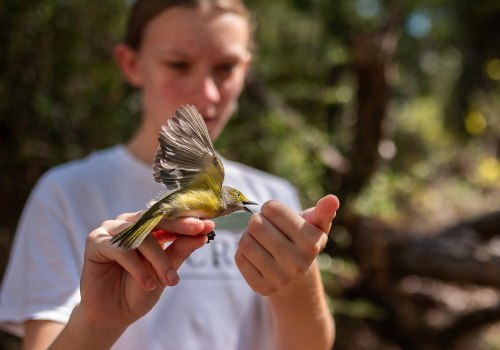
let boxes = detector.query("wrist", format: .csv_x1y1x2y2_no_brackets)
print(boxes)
266,261,335,350
74,303,129,335
268,263,318,302
49,304,128,350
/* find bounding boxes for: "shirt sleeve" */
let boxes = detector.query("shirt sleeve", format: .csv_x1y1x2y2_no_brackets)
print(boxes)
0,174,82,337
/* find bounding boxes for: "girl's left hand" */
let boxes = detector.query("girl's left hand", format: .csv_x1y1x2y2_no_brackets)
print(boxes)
235,194,339,296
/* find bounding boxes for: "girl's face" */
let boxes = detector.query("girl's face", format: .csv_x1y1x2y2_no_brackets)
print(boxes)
119,6,251,140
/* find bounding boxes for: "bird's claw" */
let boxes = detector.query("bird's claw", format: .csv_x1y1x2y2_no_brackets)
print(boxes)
207,231,216,243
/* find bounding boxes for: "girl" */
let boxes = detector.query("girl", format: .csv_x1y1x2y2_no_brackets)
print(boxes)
0,1,339,349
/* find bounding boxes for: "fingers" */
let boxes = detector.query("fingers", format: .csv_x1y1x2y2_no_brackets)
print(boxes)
135,232,208,287
113,211,216,237
157,217,216,236
234,248,268,294
86,228,159,291
259,201,326,253
237,211,318,296
89,216,213,291
131,216,212,286
236,195,340,296
236,232,290,296
244,213,299,272
101,219,134,235
115,211,144,222
165,234,208,270
137,235,181,287
152,229,178,246
300,194,340,233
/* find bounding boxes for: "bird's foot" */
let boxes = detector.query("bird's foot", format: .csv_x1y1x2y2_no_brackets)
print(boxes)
207,231,216,243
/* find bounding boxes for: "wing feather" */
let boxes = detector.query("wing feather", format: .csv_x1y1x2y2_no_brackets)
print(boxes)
152,105,224,192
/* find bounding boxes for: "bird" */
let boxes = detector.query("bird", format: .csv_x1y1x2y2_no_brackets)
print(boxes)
110,104,257,249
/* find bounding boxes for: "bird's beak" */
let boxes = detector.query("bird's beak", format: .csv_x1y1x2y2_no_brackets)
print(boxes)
243,200,258,213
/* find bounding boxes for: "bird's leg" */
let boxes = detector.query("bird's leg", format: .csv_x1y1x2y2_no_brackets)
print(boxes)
196,213,216,243
207,231,216,243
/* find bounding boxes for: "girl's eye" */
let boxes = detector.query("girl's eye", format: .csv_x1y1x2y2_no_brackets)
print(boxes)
215,63,236,74
166,61,189,71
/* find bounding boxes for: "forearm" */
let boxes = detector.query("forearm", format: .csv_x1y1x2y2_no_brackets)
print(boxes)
49,304,127,350
268,261,335,350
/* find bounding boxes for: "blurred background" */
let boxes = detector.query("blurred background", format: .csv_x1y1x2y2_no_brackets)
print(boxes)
1,0,499,349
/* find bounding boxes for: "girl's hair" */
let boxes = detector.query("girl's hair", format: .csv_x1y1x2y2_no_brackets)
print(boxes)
125,0,252,50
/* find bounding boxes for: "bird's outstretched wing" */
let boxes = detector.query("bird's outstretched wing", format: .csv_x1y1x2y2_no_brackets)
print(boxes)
152,105,224,192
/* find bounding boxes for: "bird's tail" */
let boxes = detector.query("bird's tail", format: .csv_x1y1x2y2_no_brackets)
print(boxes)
110,210,164,250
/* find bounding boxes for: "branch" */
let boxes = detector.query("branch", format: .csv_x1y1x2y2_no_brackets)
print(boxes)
441,303,500,341
439,210,500,241
391,238,500,288
347,210,500,288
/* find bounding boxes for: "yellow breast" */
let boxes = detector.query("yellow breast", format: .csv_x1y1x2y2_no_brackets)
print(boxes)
161,189,222,219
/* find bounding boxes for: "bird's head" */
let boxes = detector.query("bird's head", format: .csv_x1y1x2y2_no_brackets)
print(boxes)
221,186,258,215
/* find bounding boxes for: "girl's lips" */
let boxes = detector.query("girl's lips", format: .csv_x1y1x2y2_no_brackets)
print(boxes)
202,116,217,126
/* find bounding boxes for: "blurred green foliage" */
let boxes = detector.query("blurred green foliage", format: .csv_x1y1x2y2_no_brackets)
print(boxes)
219,0,500,217
1,0,498,217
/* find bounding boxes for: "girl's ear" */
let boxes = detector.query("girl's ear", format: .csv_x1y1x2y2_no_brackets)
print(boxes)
242,51,252,74
114,44,143,87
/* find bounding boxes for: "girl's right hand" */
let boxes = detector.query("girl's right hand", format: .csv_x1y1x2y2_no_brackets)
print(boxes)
79,212,214,331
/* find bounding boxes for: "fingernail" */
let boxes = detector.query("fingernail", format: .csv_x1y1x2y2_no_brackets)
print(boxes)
166,269,180,286
144,278,157,291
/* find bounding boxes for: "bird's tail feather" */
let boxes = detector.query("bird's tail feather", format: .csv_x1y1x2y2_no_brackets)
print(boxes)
110,213,164,250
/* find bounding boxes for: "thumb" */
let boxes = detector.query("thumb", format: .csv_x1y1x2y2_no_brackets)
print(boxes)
300,194,340,233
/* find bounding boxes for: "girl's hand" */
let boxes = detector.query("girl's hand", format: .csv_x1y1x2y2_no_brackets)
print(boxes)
79,212,214,330
235,195,339,296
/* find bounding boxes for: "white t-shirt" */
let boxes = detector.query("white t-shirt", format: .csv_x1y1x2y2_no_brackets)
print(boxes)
0,145,301,350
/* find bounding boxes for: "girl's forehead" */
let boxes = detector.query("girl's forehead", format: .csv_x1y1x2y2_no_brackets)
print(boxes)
141,7,250,54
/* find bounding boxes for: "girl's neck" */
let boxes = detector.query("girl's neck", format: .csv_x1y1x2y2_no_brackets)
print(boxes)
126,121,159,165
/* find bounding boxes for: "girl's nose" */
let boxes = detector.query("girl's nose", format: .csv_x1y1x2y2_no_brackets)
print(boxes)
196,75,221,105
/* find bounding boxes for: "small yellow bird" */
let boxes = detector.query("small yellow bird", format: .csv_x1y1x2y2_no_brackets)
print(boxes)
110,105,257,249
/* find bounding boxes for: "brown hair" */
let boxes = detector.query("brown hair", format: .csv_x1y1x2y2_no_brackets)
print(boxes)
124,0,252,50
